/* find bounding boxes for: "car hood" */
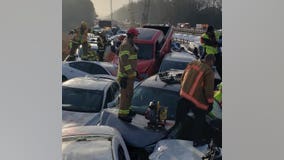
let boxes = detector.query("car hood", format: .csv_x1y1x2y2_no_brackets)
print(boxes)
99,108,168,148
149,139,209,160
62,110,101,128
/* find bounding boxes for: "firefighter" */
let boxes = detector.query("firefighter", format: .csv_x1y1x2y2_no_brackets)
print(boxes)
81,44,99,61
97,32,106,61
117,27,139,122
68,21,89,61
172,54,216,146
201,25,222,77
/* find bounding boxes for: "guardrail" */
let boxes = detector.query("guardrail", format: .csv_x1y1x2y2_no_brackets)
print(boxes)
173,27,205,35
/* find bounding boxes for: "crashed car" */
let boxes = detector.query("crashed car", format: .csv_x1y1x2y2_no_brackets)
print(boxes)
98,70,222,159
62,75,119,128
62,60,117,82
132,70,221,120
149,139,221,160
159,51,196,72
62,125,131,160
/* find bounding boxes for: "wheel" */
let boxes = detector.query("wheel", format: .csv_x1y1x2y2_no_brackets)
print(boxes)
62,75,67,82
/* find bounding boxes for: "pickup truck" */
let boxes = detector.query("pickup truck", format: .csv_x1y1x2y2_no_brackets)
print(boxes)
135,25,174,80
112,25,174,80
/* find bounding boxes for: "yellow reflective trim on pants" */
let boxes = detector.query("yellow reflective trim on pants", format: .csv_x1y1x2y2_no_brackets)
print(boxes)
119,51,130,57
117,72,127,78
128,71,136,78
124,64,132,71
119,109,129,115
129,54,137,60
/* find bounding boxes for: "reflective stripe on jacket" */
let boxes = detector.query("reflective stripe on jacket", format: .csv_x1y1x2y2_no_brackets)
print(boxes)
201,33,218,55
117,39,137,79
180,60,214,111
214,90,222,106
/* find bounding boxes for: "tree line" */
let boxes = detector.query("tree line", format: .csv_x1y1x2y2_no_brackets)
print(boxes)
62,0,97,33
113,0,222,29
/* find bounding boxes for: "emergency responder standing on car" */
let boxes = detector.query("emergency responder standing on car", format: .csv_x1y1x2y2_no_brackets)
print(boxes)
170,54,215,146
117,27,139,122
201,26,222,77
68,21,89,61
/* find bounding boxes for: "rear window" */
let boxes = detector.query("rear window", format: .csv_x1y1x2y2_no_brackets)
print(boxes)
135,44,154,60
104,65,117,76
137,29,158,40
160,60,189,72
62,86,104,113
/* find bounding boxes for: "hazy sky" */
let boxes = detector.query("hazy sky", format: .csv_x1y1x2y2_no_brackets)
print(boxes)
92,0,139,18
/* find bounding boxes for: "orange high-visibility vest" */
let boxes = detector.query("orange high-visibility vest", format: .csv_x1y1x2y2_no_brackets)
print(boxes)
180,60,215,111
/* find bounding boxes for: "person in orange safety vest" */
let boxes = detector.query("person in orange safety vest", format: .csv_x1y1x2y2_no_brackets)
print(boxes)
170,54,216,147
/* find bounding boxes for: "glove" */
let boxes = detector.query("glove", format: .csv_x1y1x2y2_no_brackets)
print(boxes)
207,104,213,113
119,77,128,89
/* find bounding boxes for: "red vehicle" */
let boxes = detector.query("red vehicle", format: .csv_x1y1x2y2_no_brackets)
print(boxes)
134,25,173,80
112,25,173,80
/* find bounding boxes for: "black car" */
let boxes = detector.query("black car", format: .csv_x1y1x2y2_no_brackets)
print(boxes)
131,70,221,121
159,51,196,72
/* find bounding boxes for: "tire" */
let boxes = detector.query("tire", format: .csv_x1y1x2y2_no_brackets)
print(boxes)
62,76,67,82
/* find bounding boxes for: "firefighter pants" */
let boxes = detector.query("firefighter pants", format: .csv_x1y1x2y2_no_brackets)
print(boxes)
118,78,135,117
174,98,207,141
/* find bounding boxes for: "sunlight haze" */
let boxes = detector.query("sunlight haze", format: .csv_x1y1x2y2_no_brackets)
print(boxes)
92,0,139,18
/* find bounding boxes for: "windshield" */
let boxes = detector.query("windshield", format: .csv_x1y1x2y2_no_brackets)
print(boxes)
135,43,154,60
131,86,180,120
160,60,189,72
62,86,104,112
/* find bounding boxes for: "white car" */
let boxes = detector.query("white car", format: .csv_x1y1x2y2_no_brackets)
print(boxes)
62,75,120,128
62,60,117,82
149,139,221,160
62,125,131,160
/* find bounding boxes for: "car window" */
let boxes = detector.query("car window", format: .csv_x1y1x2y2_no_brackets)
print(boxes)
131,86,180,120
112,82,120,98
62,86,104,112
160,60,189,72
105,82,120,107
135,44,154,60
118,145,127,160
105,87,113,107
90,63,109,75
69,62,93,73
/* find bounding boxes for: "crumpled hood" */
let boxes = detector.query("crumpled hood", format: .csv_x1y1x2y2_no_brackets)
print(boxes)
62,110,100,128
149,139,209,160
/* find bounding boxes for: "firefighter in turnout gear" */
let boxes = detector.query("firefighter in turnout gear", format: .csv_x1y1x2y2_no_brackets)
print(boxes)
201,25,222,77
81,44,99,61
117,27,139,122
170,54,216,146
68,21,89,61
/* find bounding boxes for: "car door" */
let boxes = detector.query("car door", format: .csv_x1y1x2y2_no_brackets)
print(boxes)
65,61,93,79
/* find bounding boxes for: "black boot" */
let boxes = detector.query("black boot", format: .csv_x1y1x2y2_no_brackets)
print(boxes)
118,115,132,123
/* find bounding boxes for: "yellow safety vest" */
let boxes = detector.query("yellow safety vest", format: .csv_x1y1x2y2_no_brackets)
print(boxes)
201,33,218,55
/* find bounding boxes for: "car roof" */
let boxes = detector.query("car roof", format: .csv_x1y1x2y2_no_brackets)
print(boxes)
66,61,115,68
138,70,182,92
62,77,114,91
163,52,196,63
62,125,121,137
136,28,161,41
62,126,120,160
